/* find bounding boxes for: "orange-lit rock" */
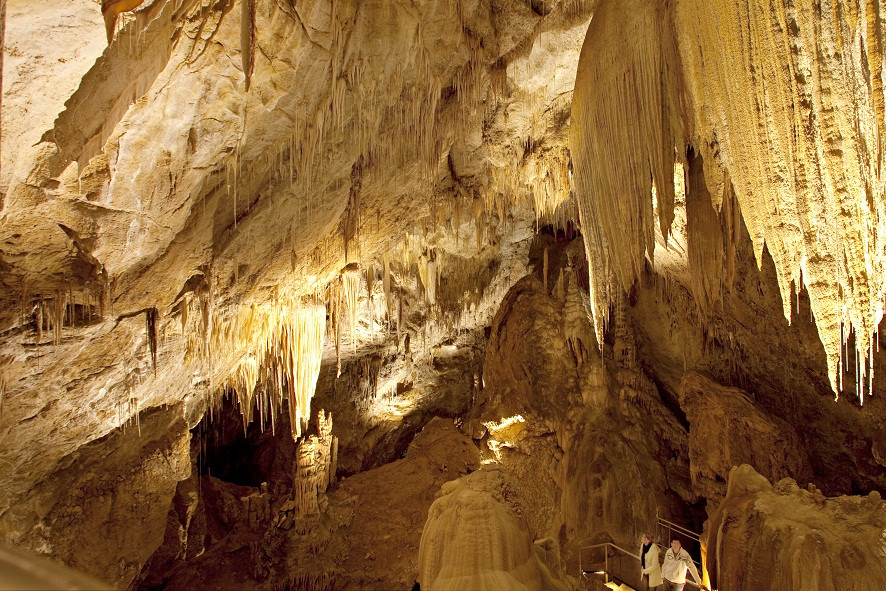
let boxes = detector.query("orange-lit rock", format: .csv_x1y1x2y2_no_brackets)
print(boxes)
705,464,886,591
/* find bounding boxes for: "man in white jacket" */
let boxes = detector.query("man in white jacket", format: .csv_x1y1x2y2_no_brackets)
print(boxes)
661,539,704,591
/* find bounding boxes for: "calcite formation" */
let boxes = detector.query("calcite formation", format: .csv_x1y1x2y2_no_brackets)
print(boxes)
705,464,886,591
417,469,567,591
0,0,885,589
572,0,886,400
292,409,337,523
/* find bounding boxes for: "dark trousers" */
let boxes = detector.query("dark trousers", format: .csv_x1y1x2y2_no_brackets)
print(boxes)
663,580,685,591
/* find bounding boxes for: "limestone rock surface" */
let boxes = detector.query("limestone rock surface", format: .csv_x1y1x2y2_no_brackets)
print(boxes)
0,405,190,589
705,464,886,591
678,371,811,500
417,468,574,591
1,0,105,189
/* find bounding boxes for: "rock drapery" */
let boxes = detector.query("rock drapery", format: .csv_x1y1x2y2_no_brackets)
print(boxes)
572,0,886,400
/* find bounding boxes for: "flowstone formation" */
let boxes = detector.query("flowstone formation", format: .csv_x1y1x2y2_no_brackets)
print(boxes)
705,464,886,591
417,468,571,591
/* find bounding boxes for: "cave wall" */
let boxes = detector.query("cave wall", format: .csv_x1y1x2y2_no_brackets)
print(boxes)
0,405,190,589
0,0,592,570
705,465,886,591
0,0,885,589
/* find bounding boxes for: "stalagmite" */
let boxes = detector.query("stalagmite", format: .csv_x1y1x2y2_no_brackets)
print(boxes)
315,410,337,493
292,410,337,524
294,437,320,517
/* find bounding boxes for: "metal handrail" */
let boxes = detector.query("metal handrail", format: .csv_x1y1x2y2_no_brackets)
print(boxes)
656,511,702,542
655,509,704,575
578,543,640,589
578,541,702,589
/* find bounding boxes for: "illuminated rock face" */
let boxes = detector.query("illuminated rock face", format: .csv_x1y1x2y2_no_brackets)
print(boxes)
705,465,886,591
417,469,546,591
0,0,589,530
0,1,885,590
571,0,886,400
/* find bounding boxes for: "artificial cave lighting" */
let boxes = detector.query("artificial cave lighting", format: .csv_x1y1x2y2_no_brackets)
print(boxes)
1,1,885,590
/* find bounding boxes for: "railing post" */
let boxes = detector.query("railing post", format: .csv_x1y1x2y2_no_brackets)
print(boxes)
604,545,609,584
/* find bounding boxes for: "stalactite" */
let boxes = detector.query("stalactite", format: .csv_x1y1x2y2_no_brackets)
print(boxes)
181,285,326,438
241,0,255,90
383,257,393,331
19,278,28,328
341,264,361,353
36,299,43,345
100,0,147,43
284,305,326,439
685,147,725,313
342,156,364,263
571,0,683,347
335,299,342,377
365,265,374,334
47,292,64,345
572,0,886,398
327,280,343,377
426,257,437,305
146,307,159,373
180,294,189,335
397,284,404,341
